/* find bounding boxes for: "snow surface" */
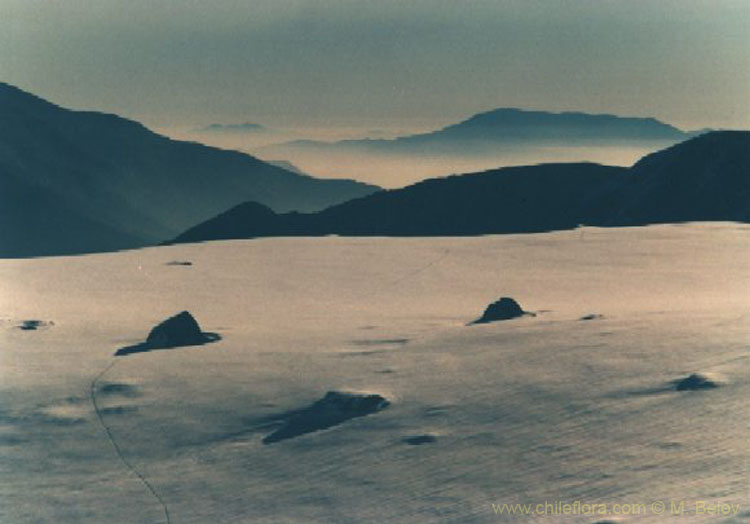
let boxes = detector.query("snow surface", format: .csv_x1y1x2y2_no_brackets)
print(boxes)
1,224,748,522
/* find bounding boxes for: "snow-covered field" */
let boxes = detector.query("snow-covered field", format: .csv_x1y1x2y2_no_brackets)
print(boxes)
1,224,748,523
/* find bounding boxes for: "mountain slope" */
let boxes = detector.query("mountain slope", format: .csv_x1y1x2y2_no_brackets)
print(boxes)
610,131,750,224
169,163,629,243
0,83,378,257
0,172,143,257
169,132,750,245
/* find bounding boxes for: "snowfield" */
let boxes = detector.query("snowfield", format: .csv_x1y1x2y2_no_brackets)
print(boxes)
1,223,748,523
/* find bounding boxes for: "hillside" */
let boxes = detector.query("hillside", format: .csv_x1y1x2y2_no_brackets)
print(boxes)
0,83,378,257
611,131,750,224
170,132,750,245
170,163,628,243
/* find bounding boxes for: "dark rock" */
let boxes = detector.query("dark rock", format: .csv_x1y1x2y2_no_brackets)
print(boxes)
115,311,220,356
404,434,437,445
579,313,604,321
166,260,192,266
263,391,390,444
351,338,410,347
146,311,203,348
471,297,529,324
17,320,53,331
675,373,718,391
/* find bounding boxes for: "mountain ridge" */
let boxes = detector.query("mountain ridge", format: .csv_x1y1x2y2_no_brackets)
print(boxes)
169,131,750,245
0,82,379,257
275,107,690,155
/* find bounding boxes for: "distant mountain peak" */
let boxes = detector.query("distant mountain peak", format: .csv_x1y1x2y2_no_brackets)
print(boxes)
270,107,688,158
440,107,685,139
194,122,270,134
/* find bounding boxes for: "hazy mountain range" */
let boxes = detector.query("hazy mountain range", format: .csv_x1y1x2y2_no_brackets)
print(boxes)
193,122,271,134
280,108,693,155
260,107,708,186
2,81,745,258
0,83,378,257
169,131,749,245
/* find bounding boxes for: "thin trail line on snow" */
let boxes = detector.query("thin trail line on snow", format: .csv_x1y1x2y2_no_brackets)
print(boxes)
90,358,171,524
386,248,451,289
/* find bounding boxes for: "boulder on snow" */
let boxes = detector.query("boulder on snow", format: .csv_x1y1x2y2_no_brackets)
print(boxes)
146,311,205,348
17,319,54,331
115,311,220,356
471,297,531,324
675,373,718,391
263,391,390,444
403,434,437,445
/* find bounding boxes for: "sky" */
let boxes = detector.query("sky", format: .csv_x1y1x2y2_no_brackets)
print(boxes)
1,0,749,133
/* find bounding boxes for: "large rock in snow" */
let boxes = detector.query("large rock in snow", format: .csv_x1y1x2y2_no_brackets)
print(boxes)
471,297,529,324
675,373,718,391
263,391,390,444
146,311,205,348
115,311,219,356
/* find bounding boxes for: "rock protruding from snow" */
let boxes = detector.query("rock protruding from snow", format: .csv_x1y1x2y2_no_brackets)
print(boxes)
471,297,528,324
17,319,54,331
115,311,220,356
675,373,718,391
403,434,437,445
146,311,204,348
263,391,390,444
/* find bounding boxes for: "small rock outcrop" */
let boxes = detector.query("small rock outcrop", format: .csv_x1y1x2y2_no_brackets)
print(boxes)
18,320,54,331
471,297,529,324
675,373,718,391
403,434,437,445
115,311,219,356
263,391,390,444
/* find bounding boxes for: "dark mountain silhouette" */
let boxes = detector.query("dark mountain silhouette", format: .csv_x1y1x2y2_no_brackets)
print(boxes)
173,201,281,242
608,131,750,224
170,163,628,243
0,82,378,257
275,108,689,156
0,171,143,257
169,131,749,245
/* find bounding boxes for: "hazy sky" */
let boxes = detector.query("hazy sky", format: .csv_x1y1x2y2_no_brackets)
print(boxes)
2,0,749,132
